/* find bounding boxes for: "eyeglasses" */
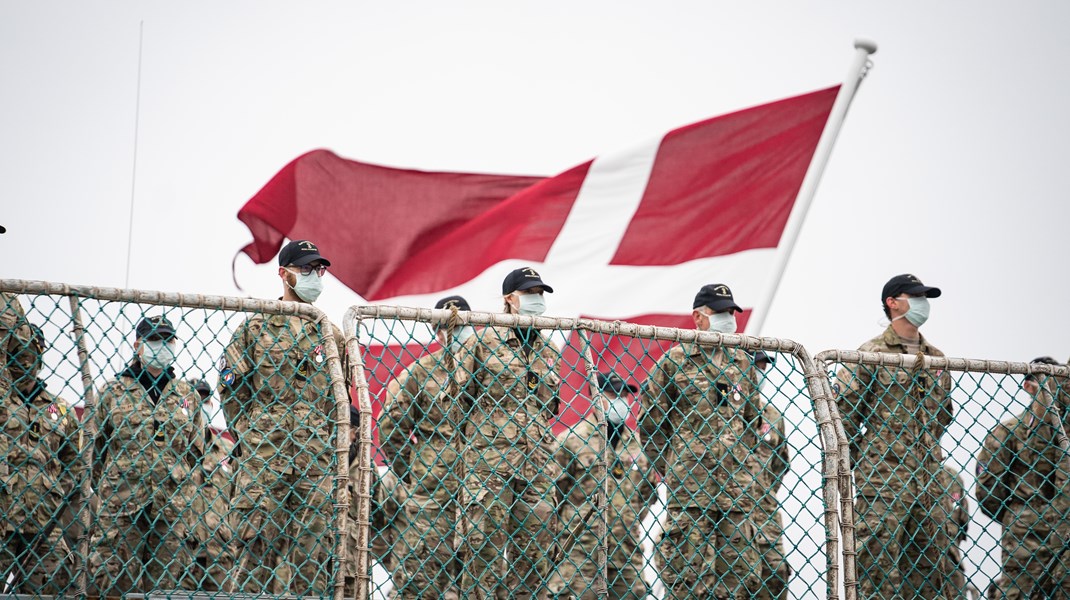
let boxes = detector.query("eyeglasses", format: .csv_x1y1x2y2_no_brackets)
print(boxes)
287,265,328,277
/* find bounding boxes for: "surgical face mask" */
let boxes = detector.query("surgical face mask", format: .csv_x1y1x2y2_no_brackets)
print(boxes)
706,311,737,334
141,339,177,370
606,396,632,425
518,294,546,317
895,296,930,327
449,326,476,351
288,270,324,303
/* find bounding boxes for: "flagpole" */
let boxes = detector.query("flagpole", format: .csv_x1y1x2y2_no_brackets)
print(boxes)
745,39,877,336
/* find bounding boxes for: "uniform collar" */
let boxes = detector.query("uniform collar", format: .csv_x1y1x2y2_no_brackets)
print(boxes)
119,360,175,403
880,325,933,354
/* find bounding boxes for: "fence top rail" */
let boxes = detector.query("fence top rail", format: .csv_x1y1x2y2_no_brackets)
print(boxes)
344,304,807,355
1,278,327,321
815,348,1070,379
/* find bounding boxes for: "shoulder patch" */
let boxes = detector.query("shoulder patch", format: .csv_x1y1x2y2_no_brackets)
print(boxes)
975,462,985,476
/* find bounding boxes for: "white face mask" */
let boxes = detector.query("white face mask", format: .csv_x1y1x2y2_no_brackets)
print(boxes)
449,326,476,351
288,270,324,303
518,294,547,317
141,339,176,370
706,311,737,334
902,296,930,327
606,396,632,425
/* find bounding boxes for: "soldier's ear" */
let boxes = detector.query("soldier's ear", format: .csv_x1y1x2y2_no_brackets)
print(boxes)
691,310,704,329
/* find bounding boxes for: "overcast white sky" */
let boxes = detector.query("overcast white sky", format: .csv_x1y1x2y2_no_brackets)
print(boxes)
2,2,1068,595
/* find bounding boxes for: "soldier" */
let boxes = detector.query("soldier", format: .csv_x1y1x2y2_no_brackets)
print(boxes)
186,427,237,591
0,322,83,595
455,267,562,599
378,295,474,599
93,315,205,595
746,351,791,600
221,239,351,595
639,283,761,598
550,371,658,599
834,273,954,599
976,357,1069,600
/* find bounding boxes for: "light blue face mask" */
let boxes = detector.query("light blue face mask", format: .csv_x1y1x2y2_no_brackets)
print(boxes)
899,296,930,327
706,311,737,334
518,294,547,317
449,326,476,351
606,396,632,425
141,340,176,370
289,270,324,303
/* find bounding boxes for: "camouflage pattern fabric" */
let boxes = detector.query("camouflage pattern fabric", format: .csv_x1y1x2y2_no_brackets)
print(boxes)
640,342,761,598
835,326,955,600
186,429,237,591
746,400,791,600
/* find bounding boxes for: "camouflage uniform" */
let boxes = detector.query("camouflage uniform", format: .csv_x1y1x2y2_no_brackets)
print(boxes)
221,313,349,595
455,326,562,600
745,400,791,600
186,430,237,591
640,342,762,599
0,293,23,402
927,465,968,599
835,326,955,599
549,418,658,599
976,394,1070,600
93,362,205,595
0,321,83,595
379,348,465,599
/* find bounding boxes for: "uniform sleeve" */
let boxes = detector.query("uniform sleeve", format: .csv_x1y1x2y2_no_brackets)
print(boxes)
835,362,873,465
378,367,415,480
953,472,969,541
931,359,955,444
56,400,83,496
220,319,255,434
639,351,677,476
553,434,577,515
770,408,791,493
93,383,120,480
976,421,1015,522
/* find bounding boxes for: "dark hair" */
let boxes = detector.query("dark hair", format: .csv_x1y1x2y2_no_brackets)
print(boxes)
882,300,891,320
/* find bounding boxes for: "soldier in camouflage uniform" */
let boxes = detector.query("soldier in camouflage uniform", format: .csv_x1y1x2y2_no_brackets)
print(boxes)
549,372,658,599
834,274,955,599
745,351,791,600
0,321,84,595
640,283,761,598
378,295,475,599
186,427,237,591
455,267,562,599
221,240,351,595
93,315,206,595
976,357,1069,600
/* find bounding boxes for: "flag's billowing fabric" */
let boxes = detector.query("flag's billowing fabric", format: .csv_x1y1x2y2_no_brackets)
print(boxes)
238,86,839,301
237,86,840,444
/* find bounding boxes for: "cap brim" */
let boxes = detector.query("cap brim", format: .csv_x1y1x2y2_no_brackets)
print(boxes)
289,253,331,267
706,299,743,313
903,284,941,298
515,280,553,293
143,328,176,340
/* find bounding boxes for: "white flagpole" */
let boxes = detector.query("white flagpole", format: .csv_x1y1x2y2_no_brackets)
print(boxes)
745,39,878,336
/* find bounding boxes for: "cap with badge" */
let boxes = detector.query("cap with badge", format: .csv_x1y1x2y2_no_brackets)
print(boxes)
598,372,638,394
278,240,331,267
882,274,941,302
136,315,176,341
435,295,471,311
502,267,554,295
693,283,742,313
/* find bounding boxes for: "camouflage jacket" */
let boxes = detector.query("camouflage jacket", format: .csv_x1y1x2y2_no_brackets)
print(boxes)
188,430,236,551
220,313,349,473
554,418,658,569
455,327,562,469
976,399,1070,532
744,399,790,545
379,348,463,497
936,464,969,544
834,326,953,500
0,380,82,534
95,362,205,515
639,342,761,511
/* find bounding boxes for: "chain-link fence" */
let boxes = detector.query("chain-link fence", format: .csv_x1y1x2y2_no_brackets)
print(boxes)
0,280,352,600
344,305,845,600
820,349,1070,600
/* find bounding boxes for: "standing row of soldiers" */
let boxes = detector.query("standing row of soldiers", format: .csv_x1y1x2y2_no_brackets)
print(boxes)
0,240,1066,599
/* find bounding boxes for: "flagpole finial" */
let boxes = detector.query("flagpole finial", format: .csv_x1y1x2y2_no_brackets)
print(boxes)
854,38,878,55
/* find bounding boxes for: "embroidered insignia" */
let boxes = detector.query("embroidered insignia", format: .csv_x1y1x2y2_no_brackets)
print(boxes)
612,465,626,478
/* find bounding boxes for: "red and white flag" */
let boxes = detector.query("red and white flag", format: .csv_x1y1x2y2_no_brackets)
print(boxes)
237,86,839,428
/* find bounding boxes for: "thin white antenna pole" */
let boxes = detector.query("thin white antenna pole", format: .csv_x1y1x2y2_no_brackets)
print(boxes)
746,39,878,336
124,21,144,289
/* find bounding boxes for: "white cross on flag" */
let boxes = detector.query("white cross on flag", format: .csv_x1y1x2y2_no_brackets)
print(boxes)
236,85,840,428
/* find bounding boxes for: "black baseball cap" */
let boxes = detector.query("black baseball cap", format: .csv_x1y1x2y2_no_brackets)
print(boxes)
434,295,471,311
136,316,176,340
882,274,941,303
752,350,776,366
693,283,742,313
349,405,361,427
598,372,638,394
191,379,211,398
502,267,554,295
1025,356,1063,382
278,240,331,267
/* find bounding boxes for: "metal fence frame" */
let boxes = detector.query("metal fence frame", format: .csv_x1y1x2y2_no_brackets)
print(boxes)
344,305,847,600
815,349,1070,600
0,279,354,600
